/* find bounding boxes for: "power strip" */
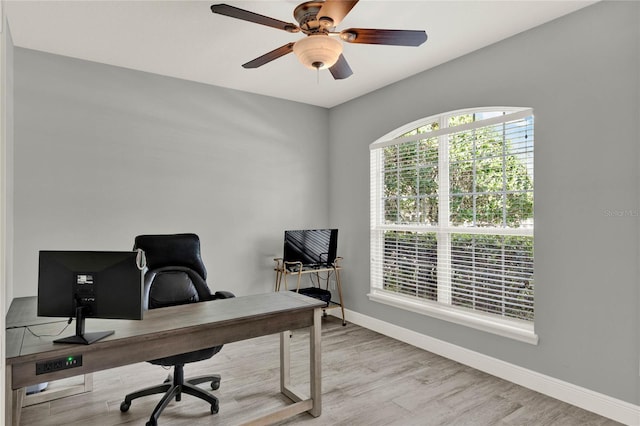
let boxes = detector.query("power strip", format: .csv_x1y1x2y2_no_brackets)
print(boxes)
36,355,83,375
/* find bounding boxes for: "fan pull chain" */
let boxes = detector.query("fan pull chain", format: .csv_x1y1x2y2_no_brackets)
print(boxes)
316,67,320,85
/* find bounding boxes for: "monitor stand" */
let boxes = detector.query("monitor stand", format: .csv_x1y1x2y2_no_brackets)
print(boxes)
54,306,114,345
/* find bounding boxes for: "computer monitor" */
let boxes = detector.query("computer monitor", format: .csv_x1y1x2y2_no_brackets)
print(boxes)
283,229,338,269
38,251,144,345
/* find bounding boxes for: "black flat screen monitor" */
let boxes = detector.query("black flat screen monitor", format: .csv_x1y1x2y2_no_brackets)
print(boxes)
283,229,338,270
38,251,143,345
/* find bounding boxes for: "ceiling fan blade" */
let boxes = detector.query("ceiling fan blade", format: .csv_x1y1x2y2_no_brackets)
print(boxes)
211,4,299,33
329,54,353,80
242,43,295,69
340,28,428,46
317,0,359,28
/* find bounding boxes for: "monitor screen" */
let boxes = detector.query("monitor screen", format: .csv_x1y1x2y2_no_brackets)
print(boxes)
283,229,338,269
38,251,143,344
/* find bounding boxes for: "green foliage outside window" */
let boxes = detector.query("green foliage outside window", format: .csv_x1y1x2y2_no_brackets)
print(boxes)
383,114,533,227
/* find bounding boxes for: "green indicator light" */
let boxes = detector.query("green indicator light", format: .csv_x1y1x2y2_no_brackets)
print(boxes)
68,357,73,362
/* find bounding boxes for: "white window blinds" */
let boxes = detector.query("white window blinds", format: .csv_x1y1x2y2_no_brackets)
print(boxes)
370,108,534,331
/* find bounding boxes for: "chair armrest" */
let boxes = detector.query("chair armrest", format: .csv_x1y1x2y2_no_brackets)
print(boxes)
213,290,235,299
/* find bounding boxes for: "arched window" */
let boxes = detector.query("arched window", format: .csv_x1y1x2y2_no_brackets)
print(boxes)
369,107,536,343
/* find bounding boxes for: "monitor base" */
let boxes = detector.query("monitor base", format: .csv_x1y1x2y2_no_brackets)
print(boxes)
54,330,114,345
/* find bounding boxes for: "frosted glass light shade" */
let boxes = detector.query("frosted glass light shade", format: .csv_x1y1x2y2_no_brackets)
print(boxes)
293,35,343,70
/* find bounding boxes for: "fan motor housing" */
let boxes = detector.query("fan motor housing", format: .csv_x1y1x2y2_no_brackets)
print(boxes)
294,1,330,33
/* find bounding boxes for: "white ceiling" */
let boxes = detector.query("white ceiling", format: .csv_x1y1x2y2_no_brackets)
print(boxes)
6,0,596,108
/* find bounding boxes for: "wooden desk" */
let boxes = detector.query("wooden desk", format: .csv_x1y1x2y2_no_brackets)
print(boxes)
5,292,324,426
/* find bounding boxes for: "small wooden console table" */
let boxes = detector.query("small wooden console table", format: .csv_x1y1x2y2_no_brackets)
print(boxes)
274,257,346,326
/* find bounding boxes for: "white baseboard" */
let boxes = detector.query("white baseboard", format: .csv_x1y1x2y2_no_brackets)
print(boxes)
332,308,640,426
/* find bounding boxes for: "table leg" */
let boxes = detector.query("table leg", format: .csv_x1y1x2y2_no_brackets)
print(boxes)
334,267,346,325
5,367,24,426
4,366,10,426
279,330,291,394
275,267,282,292
309,307,322,417
12,388,24,426
278,308,321,418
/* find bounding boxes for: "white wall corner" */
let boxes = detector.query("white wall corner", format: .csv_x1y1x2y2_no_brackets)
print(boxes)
1,2,7,423
332,309,640,426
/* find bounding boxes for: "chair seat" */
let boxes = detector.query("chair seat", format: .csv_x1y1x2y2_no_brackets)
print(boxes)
149,346,221,366
294,287,332,307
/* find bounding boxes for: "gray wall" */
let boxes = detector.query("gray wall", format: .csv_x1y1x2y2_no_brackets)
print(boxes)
329,1,640,405
14,48,330,298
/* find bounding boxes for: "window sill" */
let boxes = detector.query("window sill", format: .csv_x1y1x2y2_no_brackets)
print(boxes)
368,290,539,345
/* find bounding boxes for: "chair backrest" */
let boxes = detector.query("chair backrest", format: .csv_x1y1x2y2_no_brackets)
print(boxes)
134,234,212,310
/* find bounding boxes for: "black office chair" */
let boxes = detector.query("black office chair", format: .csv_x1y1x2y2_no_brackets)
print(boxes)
119,233,234,426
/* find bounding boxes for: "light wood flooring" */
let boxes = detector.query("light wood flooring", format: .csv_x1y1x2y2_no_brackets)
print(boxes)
19,316,622,426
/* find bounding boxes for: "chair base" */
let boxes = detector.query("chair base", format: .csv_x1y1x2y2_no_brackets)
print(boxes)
120,365,220,426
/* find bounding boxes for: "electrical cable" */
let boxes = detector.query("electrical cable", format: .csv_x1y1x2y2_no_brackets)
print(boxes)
25,317,73,338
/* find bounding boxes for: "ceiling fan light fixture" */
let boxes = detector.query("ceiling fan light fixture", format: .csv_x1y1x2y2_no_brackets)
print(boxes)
293,35,343,70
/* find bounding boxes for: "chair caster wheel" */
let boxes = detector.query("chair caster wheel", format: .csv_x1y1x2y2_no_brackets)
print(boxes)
211,379,220,390
146,421,156,426
119,401,130,412
211,400,219,414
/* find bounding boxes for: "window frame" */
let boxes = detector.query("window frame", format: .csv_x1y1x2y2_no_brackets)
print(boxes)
369,107,537,344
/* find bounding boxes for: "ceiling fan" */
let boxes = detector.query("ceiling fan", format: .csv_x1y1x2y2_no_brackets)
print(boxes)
210,1,428,80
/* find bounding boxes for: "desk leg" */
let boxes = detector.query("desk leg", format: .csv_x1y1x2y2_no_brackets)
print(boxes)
279,330,291,394
5,367,10,426
12,389,24,426
5,368,24,426
278,307,321,418
309,307,322,417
